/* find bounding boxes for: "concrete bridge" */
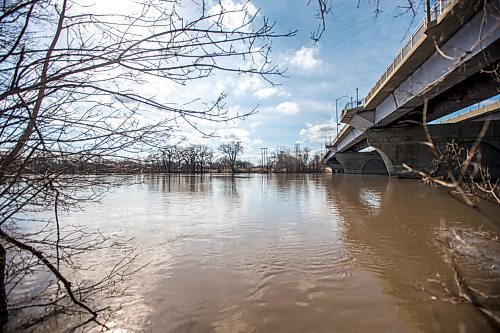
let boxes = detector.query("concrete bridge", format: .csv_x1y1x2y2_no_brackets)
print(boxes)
324,0,500,178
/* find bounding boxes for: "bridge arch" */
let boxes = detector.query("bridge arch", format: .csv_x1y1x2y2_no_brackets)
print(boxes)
366,121,500,178
361,157,388,175
372,148,394,176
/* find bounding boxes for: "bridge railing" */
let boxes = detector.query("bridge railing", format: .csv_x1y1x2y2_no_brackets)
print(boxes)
344,98,365,110
364,0,453,104
340,98,365,119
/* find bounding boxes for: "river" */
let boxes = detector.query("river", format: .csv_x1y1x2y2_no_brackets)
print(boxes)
15,174,500,332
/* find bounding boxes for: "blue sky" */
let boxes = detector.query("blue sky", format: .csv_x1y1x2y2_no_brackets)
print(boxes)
188,0,425,162
80,0,457,162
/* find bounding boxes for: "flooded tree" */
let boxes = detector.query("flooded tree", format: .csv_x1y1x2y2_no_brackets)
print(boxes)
0,0,293,330
218,141,244,173
272,145,318,173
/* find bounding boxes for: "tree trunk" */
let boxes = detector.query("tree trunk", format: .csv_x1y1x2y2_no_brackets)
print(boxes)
0,243,8,331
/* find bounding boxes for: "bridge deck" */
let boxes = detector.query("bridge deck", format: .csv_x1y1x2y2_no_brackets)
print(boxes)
327,0,498,158
364,0,483,109
443,101,500,123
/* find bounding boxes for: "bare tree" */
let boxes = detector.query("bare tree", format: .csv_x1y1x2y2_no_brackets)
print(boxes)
159,145,184,173
402,100,500,207
0,0,293,330
218,141,244,173
302,146,311,166
198,144,214,173
308,0,332,42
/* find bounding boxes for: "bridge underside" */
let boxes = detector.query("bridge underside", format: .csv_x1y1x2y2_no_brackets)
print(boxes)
425,68,500,122
327,120,500,179
326,0,500,167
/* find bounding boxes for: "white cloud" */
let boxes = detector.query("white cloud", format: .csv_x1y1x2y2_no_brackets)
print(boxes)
253,138,263,144
208,0,258,31
250,121,262,128
276,101,300,115
174,125,252,148
194,81,225,98
176,131,213,146
288,47,321,70
299,120,338,143
235,75,262,96
218,127,251,143
235,75,289,99
253,86,290,99
215,81,226,95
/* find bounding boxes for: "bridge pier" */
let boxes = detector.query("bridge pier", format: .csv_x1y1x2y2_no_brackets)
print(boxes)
335,151,388,175
366,120,500,178
326,158,344,173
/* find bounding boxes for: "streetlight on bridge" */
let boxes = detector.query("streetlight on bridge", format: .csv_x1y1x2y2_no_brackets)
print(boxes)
335,95,348,137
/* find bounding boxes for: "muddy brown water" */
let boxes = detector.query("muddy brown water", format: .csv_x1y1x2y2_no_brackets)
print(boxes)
14,174,500,332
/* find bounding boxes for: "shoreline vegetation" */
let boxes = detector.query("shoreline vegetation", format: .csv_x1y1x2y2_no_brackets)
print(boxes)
12,142,326,175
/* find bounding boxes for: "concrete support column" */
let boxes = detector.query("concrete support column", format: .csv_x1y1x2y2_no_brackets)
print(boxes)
366,120,500,178
326,158,344,173
335,151,388,175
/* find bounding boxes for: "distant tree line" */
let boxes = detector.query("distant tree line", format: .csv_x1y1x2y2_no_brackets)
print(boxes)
5,152,146,174
8,141,324,175
147,142,325,174
269,144,324,173
148,144,215,173
147,141,245,173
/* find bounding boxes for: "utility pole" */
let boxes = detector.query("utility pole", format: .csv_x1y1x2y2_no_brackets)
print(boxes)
261,147,268,170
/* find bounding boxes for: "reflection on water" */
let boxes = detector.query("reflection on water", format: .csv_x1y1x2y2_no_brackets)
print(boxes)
29,174,500,332
359,188,382,214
